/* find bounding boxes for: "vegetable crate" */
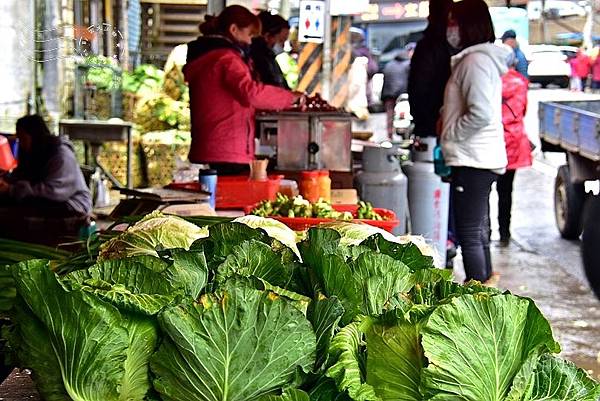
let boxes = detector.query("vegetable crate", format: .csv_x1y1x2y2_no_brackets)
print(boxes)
244,204,399,233
167,175,283,209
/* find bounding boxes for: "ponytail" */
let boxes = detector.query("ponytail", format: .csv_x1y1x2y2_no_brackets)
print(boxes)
199,14,219,35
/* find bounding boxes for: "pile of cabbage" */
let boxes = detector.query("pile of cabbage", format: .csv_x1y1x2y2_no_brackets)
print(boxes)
2,212,599,401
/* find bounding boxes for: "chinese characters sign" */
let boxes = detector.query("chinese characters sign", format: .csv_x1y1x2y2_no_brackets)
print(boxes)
358,1,430,22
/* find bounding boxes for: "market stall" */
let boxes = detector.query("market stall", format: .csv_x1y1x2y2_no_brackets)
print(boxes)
0,213,599,400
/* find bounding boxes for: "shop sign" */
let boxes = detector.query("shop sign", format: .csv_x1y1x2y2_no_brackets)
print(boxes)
358,1,429,22
298,0,325,43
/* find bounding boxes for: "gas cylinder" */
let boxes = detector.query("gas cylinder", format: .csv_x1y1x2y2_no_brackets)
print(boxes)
355,145,409,235
402,137,450,267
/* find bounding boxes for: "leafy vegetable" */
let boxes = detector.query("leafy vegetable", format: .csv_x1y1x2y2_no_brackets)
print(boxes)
251,193,363,221
233,215,302,260
326,319,378,401
10,260,148,401
3,219,599,401
259,389,312,401
513,354,600,401
420,294,560,401
65,251,208,315
151,283,316,401
99,211,208,261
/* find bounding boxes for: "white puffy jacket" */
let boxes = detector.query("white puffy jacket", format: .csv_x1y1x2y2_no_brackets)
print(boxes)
441,43,511,172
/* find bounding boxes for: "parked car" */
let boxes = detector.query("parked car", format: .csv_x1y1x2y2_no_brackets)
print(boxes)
525,44,571,88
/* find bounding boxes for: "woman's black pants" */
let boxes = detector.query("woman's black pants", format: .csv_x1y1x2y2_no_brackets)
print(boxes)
451,167,498,282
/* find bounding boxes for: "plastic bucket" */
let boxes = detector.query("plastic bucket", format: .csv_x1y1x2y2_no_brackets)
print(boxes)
0,136,17,171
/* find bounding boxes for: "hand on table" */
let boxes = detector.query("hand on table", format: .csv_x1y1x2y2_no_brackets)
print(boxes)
292,91,307,108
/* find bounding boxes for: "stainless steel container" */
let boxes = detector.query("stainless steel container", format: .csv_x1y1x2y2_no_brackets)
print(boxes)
355,145,409,235
256,112,352,172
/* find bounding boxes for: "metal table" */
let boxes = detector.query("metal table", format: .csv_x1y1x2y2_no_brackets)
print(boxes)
59,119,133,189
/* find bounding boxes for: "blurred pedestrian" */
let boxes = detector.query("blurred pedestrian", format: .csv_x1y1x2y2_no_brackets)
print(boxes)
382,42,415,139
570,48,591,92
407,0,455,267
497,50,532,246
500,29,528,78
440,0,511,283
350,27,379,107
408,0,453,138
591,47,600,91
250,11,290,89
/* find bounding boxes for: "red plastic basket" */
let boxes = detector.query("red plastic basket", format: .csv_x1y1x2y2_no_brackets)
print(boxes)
167,175,283,210
244,204,399,233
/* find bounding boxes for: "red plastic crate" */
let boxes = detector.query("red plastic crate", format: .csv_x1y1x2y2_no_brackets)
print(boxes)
244,204,399,233
167,175,283,210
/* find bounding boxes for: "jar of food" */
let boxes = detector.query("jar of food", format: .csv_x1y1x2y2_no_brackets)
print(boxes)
300,171,320,203
318,170,331,202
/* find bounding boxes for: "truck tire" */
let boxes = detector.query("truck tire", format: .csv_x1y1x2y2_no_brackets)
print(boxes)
554,165,584,239
582,196,600,299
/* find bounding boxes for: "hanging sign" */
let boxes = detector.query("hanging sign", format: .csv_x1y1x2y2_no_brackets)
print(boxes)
298,0,325,43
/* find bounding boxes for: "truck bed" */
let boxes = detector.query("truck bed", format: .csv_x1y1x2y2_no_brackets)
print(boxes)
539,100,600,161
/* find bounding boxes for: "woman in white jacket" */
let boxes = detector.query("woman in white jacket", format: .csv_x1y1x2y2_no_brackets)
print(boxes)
441,0,511,283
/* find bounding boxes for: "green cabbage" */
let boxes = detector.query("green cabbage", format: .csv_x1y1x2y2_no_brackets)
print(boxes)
99,211,208,261
234,215,301,260
151,283,316,401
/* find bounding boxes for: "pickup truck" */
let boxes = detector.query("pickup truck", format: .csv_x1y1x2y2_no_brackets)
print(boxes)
539,100,600,298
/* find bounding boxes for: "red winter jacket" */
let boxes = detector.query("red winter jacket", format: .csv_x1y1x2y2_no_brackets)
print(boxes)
502,69,532,170
570,53,591,78
184,36,294,164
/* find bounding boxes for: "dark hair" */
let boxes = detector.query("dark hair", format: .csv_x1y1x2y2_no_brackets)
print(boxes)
257,11,289,36
199,5,261,38
451,0,495,49
15,114,60,182
16,114,52,140
427,0,453,36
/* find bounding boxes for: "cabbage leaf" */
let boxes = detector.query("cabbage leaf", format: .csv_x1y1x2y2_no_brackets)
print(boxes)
10,260,155,401
99,211,208,260
420,294,560,401
151,283,316,401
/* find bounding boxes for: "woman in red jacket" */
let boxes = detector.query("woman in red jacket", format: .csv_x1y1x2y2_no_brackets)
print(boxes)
184,5,301,175
497,54,532,245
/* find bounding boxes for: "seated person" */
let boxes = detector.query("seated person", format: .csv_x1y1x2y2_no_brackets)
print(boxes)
0,115,92,244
